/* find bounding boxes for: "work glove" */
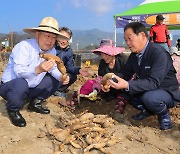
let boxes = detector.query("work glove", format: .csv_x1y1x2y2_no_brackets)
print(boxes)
88,89,98,101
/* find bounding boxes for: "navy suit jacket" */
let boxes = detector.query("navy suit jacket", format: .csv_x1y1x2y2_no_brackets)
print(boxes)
121,42,180,102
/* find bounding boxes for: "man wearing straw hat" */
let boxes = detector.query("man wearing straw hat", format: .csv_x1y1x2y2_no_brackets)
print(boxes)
0,17,69,127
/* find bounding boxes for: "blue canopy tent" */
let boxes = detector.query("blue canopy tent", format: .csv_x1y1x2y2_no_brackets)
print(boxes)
113,0,180,45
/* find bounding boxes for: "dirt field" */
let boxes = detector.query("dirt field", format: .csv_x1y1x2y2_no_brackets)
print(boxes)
0,62,179,154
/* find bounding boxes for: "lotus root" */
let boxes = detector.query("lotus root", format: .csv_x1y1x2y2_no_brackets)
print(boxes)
101,73,115,90
40,53,68,82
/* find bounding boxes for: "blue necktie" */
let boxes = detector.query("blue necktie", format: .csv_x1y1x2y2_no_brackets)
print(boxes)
137,53,142,65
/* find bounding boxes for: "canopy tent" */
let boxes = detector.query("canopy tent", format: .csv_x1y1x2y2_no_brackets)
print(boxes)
113,0,180,45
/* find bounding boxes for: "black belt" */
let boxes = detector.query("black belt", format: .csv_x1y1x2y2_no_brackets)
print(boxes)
154,42,166,44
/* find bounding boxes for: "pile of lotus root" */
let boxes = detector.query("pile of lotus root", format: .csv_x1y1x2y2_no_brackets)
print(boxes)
39,111,120,154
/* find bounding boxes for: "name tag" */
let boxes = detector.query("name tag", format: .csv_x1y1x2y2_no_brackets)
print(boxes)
145,66,151,69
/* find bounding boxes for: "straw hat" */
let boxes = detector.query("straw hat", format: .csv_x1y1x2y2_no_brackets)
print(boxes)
23,17,68,40
92,39,125,56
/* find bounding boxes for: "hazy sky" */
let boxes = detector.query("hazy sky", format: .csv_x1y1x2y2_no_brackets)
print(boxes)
0,0,145,33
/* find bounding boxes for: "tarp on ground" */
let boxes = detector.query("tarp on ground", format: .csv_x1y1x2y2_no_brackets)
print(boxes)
114,0,180,30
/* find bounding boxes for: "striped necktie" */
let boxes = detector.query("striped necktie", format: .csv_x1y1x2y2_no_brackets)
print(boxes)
137,53,142,65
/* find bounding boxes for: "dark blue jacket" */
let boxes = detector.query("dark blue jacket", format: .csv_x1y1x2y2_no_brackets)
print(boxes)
55,45,80,75
121,42,180,101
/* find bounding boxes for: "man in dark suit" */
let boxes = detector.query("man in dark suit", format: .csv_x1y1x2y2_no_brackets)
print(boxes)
107,22,180,130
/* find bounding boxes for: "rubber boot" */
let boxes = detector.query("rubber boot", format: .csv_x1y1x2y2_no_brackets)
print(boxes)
28,98,50,114
158,108,172,130
132,105,151,120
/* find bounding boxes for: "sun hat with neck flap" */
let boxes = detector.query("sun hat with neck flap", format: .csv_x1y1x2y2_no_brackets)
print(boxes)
23,17,68,40
92,39,125,56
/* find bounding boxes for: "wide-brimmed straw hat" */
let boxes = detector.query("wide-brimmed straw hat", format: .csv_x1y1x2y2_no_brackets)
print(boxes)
23,17,68,40
92,39,125,56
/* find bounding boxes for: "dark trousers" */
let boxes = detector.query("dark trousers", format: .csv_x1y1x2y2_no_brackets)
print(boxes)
0,74,60,111
58,73,77,92
129,89,175,114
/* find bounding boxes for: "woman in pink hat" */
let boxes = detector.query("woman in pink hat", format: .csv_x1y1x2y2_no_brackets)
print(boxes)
92,39,129,115
93,39,127,80
77,39,128,118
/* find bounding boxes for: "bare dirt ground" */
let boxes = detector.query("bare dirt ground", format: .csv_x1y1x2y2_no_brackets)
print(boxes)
0,62,179,154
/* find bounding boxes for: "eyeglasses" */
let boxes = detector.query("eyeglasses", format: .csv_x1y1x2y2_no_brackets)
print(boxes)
40,32,57,41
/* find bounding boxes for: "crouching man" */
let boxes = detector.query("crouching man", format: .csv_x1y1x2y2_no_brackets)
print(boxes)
107,22,180,130
0,17,69,127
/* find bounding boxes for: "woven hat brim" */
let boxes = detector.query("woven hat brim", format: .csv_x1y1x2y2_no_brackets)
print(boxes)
23,27,68,40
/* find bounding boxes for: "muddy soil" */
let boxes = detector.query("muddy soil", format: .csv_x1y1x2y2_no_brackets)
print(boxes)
0,62,179,154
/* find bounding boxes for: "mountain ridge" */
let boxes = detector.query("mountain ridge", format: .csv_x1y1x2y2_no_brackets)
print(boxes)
0,29,179,50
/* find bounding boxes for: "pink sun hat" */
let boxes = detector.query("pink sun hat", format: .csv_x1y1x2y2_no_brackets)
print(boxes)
92,39,125,56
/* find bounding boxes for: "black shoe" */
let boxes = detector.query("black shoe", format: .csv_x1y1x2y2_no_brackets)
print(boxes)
28,98,50,114
7,110,26,127
132,110,151,120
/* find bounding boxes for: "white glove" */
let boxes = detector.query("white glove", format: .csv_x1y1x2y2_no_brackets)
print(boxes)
88,89,98,101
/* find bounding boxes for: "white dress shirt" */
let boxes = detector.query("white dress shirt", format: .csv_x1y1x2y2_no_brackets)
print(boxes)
1,39,61,87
